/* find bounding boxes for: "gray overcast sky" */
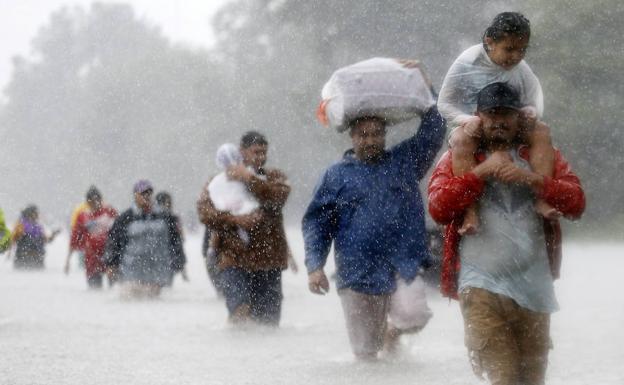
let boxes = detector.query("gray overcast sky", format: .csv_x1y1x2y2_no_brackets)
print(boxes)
0,0,229,90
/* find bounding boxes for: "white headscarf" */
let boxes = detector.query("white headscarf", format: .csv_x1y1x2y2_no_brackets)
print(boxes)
215,143,243,170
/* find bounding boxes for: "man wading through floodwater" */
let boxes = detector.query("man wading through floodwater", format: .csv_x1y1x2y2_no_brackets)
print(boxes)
303,102,445,360
429,83,585,385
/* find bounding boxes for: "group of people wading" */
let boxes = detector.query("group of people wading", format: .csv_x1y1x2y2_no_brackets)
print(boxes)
0,12,586,385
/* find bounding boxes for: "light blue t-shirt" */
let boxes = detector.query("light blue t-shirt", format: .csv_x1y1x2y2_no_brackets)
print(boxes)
458,150,558,314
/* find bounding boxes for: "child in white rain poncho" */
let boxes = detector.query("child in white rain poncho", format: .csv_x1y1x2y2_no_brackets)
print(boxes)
438,12,559,235
207,143,260,245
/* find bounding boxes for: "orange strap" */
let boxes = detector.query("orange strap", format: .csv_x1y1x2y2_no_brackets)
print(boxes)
316,100,329,127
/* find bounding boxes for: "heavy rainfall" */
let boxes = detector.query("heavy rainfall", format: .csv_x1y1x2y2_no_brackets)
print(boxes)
0,1,622,384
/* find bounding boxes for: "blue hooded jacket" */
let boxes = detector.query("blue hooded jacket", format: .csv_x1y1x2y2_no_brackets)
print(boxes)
302,106,446,295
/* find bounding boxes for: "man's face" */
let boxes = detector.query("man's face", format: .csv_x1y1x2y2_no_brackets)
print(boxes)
478,107,520,145
485,34,529,70
350,119,386,162
240,144,268,171
134,190,153,211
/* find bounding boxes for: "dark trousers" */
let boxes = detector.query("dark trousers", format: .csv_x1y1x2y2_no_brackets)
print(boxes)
87,274,103,289
204,253,224,297
221,267,283,326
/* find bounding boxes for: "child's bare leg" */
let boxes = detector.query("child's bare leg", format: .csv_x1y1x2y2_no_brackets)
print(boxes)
451,128,480,235
528,122,561,220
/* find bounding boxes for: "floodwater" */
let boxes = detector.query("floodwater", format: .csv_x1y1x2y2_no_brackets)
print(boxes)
1,231,622,385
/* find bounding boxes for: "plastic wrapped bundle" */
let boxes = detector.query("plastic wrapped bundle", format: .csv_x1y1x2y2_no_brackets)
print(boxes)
438,44,543,128
388,276,432,331
208,143,259,216
317,58,436,132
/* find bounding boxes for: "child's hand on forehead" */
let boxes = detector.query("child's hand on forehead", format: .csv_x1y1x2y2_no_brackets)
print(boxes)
520,106,537,119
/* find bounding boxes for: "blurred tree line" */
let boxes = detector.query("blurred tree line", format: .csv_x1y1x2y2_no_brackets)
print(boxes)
0,1,621,235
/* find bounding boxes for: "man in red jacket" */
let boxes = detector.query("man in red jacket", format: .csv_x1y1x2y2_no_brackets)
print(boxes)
65,186,118,288
428,83,585,385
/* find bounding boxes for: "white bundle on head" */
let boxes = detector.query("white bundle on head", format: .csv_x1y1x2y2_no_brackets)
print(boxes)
215,143,243,170
320,58,436,132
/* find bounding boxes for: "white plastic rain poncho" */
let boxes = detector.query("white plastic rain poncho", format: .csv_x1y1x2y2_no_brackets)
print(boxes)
207,143,259,216
318,58,436,132
438,44,543,128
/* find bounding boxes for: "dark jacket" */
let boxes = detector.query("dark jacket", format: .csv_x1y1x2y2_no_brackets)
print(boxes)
104,205,186,275
302,106,446,295
197,168,291,272
12,218,47,269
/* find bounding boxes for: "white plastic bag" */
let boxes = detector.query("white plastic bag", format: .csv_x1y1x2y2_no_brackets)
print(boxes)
208,143,259,216
319,58,435,132
438,44,543,128
207,173,259,216
215,143,243,170
388,276,433,331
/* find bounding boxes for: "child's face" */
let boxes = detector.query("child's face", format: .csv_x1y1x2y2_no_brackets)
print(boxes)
485,34,529,70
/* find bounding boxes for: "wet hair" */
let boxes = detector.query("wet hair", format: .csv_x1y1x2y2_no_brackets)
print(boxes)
240,131,268,149
155,191,172,207
483,12,531,48
85,185,102,201
22,205,38,219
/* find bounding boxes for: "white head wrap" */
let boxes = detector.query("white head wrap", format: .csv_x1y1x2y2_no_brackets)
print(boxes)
215,143,243,170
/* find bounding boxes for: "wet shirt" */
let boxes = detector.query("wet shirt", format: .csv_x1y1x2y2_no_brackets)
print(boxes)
71,207,117,256
121,214,172,284
458,150,558,313
303,107,445,295
15,218,45,257
71,206,117,276
104,205,185,285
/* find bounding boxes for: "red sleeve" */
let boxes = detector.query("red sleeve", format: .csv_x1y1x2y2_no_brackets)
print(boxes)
70,212,87,250
428,151,485,225
539,150,585,219
106,207,118,219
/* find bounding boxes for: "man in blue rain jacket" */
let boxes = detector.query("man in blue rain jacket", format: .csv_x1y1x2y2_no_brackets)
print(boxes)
302,105,445,360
